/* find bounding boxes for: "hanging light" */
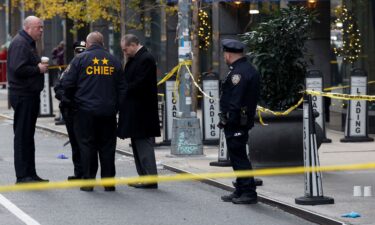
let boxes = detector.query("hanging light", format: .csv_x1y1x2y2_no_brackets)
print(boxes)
307,0,317,8
249,1,259,14
234,1,241,5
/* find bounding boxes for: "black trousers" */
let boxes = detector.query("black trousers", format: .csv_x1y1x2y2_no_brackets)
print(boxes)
225,131,256,195
9,95,40,179
130,138,158,177
74,110,116,179
61,107,82,177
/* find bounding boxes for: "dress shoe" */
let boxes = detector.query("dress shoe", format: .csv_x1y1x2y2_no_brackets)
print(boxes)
254,178,263,186
32,176,49,182
80,187,94,192
221,193,240,202
232,194,258,204
16,177,35,184
104,186,116,192
67,175,82,181
128,183,158,189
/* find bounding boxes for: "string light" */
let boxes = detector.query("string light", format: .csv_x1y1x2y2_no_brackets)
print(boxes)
333,5,362,64
198,9,211,50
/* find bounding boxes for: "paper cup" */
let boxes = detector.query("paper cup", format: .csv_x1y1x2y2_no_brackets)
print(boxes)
41,56,49,64
364,186,372,197
353,186,362,197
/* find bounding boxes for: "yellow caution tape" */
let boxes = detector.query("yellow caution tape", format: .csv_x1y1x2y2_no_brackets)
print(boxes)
323,80,375,91
256,97,304,125
47,65,68,70
183,63,217,101
306,90,375,101
157,60,192,86
1,162,375,193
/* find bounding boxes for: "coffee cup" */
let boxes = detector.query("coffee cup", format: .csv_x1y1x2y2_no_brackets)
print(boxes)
41,56,49,64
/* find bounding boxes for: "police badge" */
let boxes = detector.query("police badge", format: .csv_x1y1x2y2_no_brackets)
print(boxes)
231,74,241,85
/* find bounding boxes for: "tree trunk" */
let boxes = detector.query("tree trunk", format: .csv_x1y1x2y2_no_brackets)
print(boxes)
191,0,200,112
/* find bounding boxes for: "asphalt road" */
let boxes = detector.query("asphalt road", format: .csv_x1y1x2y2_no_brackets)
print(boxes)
0,117,316,225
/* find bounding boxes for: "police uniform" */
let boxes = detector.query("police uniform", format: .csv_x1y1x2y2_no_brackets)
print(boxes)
54,41,86,180
61,43,124,191
219,39,260,204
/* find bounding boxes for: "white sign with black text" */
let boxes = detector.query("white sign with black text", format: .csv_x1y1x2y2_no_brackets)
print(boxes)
306,77,323,129
39,72,52,116
203,80,220,140
165,81,180,141
349,76,367,136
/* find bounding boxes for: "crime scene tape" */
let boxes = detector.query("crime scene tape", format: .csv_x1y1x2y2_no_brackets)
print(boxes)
1,162,375,193
183,63,217,101
256,97,304,125
306,90,375,101
157,60,192,86
323,80,375,92
47,65,68,70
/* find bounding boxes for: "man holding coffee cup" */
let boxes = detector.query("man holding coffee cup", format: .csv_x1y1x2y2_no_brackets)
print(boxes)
7,15,49,183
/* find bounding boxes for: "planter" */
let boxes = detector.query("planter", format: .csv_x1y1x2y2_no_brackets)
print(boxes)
248,110,323,168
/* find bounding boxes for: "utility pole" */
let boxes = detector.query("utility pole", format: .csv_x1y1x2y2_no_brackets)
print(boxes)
171,0,203,156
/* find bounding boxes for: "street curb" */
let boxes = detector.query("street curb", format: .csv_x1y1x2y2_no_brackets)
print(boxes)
0,113,346,225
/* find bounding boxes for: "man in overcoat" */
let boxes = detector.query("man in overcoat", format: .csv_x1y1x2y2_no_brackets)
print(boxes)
118,34,160,189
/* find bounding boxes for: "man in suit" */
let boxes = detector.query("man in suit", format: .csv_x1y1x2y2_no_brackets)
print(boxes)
7,15,49,183
118,34,160,189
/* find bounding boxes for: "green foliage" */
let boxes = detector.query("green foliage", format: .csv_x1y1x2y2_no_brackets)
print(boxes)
241,5,318,111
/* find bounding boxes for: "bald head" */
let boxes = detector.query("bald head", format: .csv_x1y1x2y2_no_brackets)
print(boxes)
23,16,43,41
86,31,104,48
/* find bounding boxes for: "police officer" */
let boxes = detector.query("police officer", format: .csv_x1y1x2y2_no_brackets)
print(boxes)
54,40,86,180
61,31,125,192
218,39,260,204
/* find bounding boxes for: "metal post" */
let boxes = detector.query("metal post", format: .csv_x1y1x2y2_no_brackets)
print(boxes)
341,68,374,142
170,0,203,156
295,94,334,205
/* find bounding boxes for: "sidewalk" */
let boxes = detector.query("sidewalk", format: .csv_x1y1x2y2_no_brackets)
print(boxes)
0,89,374,225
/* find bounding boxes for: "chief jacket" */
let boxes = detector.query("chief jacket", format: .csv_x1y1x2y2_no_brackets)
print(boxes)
61,44,124,116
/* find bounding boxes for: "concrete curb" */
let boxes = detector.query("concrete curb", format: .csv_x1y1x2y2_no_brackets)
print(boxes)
0,113,346,225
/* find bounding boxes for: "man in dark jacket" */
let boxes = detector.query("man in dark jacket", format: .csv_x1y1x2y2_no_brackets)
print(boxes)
218,39,260,204
61,31,124,192
118,34,160,189
54,40,86,181
7,15,49,184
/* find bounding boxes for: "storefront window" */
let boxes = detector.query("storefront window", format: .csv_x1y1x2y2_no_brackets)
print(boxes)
329,0,375,132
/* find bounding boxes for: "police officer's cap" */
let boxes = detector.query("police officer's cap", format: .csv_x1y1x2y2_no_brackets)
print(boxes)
222,39,245,53
73,41,86,53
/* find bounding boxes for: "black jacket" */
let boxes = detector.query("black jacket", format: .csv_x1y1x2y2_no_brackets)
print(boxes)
220,57,260,136
7,30,43,96
117,47,161,138
61,44,124,116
